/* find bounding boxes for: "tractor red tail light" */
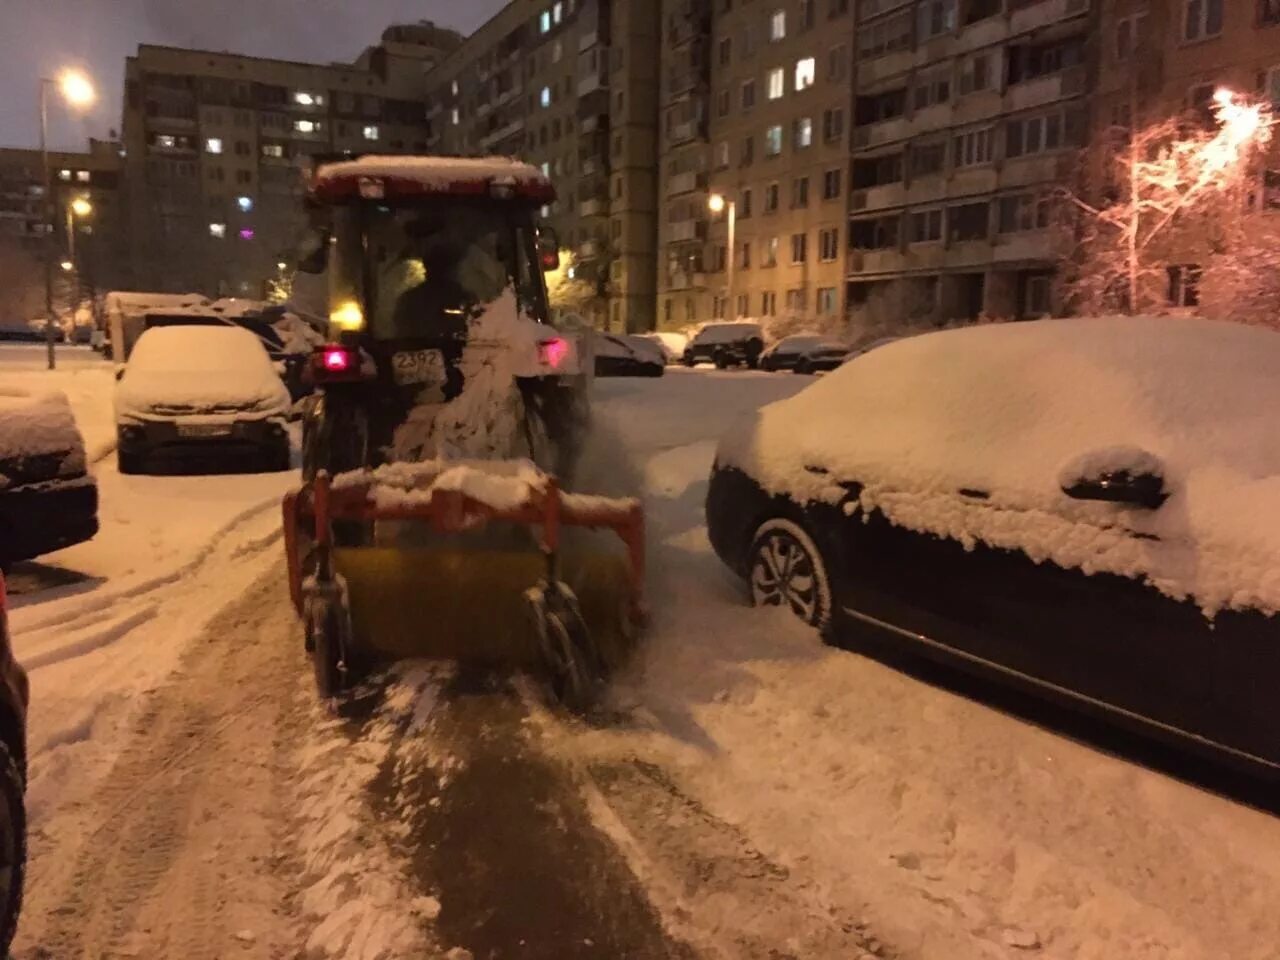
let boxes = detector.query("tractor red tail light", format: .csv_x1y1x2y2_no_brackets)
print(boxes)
312,345,366,383
538,337,570,369
322,348,353,373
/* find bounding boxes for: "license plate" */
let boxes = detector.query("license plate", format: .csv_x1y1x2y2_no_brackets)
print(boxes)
178,423,233,438
392,348,446,387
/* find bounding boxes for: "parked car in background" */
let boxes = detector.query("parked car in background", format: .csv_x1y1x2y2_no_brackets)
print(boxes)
682,322,766,369
0,391,98,567
592,332,665,377
842,336,902,365
115,326,292,475
0,570,28,956
707,316,1280,780
759,335,848,374
636,331,688,364
104,291,212,363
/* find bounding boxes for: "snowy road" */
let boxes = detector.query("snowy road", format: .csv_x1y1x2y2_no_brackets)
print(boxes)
5,355,1279,959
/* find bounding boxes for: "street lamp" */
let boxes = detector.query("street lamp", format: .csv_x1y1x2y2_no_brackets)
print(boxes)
40,68,97,370
708,192,737,323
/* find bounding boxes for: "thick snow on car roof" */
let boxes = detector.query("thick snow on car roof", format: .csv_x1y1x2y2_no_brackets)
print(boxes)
313,155,554,201
129,325,275,374
0,390,84,464
718,315,1280,616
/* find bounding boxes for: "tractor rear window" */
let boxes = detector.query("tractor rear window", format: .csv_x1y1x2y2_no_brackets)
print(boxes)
363,200,545,339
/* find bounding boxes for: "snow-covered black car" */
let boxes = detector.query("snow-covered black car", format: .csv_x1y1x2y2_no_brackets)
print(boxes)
0,392,99,567
682,322,765,369
0,571,27,955
706,316,1280,780
758,335,848,374
114,325,292,474
592,333,665,378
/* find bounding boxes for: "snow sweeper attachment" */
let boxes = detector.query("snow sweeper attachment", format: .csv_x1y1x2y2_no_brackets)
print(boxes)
282,462,646,712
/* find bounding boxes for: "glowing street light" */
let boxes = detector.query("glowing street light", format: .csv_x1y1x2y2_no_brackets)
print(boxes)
708,192,736,323
70,197,92,218
57,70,97,109
59,260,73,273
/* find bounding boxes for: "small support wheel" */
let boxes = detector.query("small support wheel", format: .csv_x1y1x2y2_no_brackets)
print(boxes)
306,589,356,699
527,581,602,715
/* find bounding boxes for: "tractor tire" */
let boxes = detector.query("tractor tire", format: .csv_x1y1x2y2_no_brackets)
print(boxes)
308,597,349,699
0,740,25,958
529,584,601,715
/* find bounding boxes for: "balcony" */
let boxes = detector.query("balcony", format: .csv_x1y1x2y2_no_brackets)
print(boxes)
1010,0,1089,35
579,238,600,259
580,156,608,178
479,117,525,150
580,196,608,217
992,228,1062,265
494,83,524,108
1007,66,1087,113
666,170,706,197
578,69,609,97
668,220,706,243
580,113,608,135
852,116,909,151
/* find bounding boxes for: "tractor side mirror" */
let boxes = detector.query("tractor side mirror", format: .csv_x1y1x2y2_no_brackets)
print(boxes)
538,229,560,272
296,229,330,275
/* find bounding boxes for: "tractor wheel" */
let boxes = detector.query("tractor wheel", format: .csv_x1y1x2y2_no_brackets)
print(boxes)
308,595,351,699
528,583,601,715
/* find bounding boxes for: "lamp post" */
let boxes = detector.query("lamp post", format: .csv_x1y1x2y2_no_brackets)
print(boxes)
40,68,97,370
708,192,736,323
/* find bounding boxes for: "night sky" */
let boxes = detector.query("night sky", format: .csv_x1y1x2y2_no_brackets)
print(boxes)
0,0,505,151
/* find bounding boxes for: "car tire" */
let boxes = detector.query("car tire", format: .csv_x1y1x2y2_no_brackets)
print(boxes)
795,359,812,375
714,351,729,370
117,450,145,475
268,439,292,473
0,739,25,957
682,355,695,368
747,517,835,635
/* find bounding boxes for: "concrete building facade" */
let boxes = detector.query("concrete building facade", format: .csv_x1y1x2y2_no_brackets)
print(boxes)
0,139,125,327
424,0,661,332
846,0,1095,332
121,24,461,296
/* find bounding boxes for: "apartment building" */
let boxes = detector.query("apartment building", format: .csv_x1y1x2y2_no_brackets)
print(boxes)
682,0,854,329
424,0,661,332
0,139,126,325
1094,0,1280,308
847,0,1095,329
122,24,461,295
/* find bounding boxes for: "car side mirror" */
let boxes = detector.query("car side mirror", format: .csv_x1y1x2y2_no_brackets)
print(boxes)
295,229,330,275
1062,470,1168,509
538,229,560,272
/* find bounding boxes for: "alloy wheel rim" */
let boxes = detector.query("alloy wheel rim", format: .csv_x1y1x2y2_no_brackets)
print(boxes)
751,532,819,623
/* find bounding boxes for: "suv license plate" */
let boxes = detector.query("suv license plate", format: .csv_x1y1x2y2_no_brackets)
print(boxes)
178,423,233,438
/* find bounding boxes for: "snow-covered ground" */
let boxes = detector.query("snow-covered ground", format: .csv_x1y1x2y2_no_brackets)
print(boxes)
5,351,1278,960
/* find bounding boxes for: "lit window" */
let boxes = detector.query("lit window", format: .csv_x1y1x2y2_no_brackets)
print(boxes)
795,57,815,91
451,108,460,125
553,1,563,23
236,196,253,213
294,119,318,134
206,137,223,154
157,135,176,149
770,9,786,41
765,124,783,155
209,222,226,238
294,91,323,106
767,68,785,100
451,80,459,96
239,228,255,240
540,86,552,108
795,117,813,148
540,9,552,32
57,169,71,181
262,144,284,158
75,170,90,183
541,162,552,176
553,40,563,63
363,125,379,141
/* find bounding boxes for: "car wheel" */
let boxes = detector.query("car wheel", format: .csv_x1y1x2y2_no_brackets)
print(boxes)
682,355,695,367
0,740,25,956
714,350,729,370
269,438,292,472
117,450,145,475
795,359,812,375
748,518,834,632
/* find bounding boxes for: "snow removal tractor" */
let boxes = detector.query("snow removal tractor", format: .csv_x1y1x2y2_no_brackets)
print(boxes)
282,155,646,711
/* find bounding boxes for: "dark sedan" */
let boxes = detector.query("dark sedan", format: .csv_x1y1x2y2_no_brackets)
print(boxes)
706,316,1280,780
593,333,665,378
758,335,848,374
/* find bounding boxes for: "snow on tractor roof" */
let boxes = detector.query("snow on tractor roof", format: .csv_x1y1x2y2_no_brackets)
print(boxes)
717,315,1280,617
313,155,555,203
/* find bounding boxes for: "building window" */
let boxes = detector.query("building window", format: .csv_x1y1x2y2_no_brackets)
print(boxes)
740,241,752,268
209,222,226,238
909,208,944,243
828,44,848,82
917,0,957,40
790,233,808,264
736,293,750,315
765,182,780,212
1008,36,1085,84
234,140,250,156
363,125,379,141
742,23,757,57
236,195,253,213
1006,108,1083,158
959,52,991,94
294,119,319,134
1183,0,1223,41
817,286,838,314
553,0,563,24
910,139,948,176
75,170,90,183
795,57,816,91
1263,0,1280,25
719,37,732,66
953,127,993,167
852,152,903,188
1116,12,1147,60
1168,265,1202,306
765,124,783,155
261,143,285,158
785,288,807,312
767,68,785,100
998,193,1051,233
763,236,779,266
57,168,72,181
857,10,912,58
235,170,252,185
851,215,899,250
822,168,841,200
913,70,951,110
948,202,989,242
451,108,460,125
156,135,176,149
741,135,755,165
716,140,731,169
822,108,844,142
761,290,777,316
205,137,223,154
819,228,839,261
540,9,552,32
770,8,786,41
718,89,731,117
791,176,809,208
742,79,757,109
540,86,552,108
794,117,813,149
741,188,753,217
1023,273,1053,317
294,91,323,106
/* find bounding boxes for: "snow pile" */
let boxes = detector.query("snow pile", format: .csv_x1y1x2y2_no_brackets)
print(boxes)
116,326,291,417
315,155,551,192
294,667,450,959
718,315,1280,615
274,311,325,355
0,389,86,472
